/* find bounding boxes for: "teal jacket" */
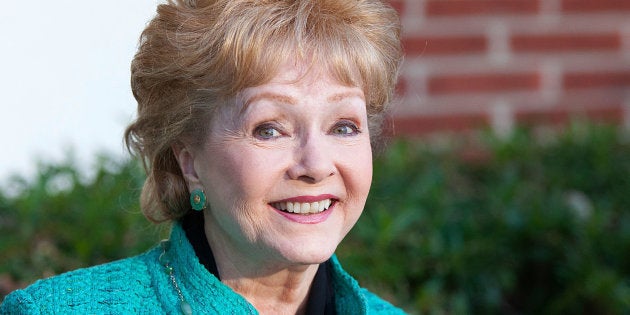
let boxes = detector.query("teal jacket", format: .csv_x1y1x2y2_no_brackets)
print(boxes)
1,223,404,314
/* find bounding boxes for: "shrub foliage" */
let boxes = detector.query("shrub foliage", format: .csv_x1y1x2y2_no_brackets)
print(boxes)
0,155,160,297
1,124,630,314
338,124,630,314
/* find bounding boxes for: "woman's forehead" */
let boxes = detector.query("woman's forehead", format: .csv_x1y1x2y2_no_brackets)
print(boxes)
236,64,364,106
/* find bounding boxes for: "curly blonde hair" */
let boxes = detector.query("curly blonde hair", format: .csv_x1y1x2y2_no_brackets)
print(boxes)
124,0,402,223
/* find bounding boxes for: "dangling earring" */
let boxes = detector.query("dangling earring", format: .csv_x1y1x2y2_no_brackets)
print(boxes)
190,189,207,211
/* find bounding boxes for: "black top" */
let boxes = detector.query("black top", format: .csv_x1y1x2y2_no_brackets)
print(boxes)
181,211,336,315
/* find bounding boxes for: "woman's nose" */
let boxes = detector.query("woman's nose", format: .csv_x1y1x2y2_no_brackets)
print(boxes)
287,133,335,183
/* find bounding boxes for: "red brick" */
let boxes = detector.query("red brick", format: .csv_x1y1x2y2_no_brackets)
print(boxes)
564,71,630,89
403,36,487,56
584,105,624,123
425,0,539,16
516,104,623,125
387,0,405,14
562,0,630,12
389,113,489,135
511,33,621,52
428,73,540,95
395,77,408,96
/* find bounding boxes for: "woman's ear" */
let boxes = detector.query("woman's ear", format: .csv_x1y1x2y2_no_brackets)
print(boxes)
172,141,201,187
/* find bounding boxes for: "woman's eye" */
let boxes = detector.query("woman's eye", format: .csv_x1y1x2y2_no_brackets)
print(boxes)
254,124,282,140
331,121,360,136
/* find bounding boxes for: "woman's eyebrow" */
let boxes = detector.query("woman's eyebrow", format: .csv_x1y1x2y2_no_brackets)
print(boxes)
327,91,365,103
241,90,364,113
244,92,297,107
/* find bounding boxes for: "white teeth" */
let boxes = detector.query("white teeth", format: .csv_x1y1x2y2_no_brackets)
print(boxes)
292,203,301,213
273,199,333,214
322,199,331,211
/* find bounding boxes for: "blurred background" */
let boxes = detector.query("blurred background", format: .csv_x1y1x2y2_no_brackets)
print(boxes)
0,0,158,182
1,0,630,314
389,0,630,136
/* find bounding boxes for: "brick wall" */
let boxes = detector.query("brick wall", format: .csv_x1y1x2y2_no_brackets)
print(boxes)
388,0,630,136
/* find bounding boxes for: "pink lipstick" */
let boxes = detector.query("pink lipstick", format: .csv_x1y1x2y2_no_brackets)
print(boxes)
269,194,337,224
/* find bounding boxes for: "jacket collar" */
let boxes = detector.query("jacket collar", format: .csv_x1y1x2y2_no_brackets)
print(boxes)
166,222,366,314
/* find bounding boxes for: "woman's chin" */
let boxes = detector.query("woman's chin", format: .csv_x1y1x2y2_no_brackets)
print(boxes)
275,242,338,266
264,214,348,266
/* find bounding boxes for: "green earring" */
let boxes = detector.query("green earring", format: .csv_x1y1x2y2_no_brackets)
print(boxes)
190,189,207,211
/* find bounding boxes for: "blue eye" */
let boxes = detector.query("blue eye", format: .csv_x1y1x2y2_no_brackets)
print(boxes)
254,124,282,140
332,121,360,136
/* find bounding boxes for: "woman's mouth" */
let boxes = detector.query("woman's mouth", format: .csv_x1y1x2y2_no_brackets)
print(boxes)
270,199,335,214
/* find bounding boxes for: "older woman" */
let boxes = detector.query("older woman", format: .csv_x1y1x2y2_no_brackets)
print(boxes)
0,0,403,313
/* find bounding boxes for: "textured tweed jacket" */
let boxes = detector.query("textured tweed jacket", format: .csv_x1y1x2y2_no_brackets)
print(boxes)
0,223,405,314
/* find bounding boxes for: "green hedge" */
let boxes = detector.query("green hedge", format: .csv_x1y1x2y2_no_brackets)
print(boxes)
338,123,630,314
2,123,630,314
0,155,160,295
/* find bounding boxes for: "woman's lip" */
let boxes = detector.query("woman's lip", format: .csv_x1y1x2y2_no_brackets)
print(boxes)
271,203,335,224
271,194,338,203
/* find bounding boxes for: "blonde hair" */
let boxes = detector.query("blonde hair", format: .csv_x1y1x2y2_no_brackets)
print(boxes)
125,0,402,223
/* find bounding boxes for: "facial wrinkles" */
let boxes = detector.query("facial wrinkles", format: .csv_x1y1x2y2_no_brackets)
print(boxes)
201,143,276,254
207,203,278,277
212,189,323,273
199,100,243,143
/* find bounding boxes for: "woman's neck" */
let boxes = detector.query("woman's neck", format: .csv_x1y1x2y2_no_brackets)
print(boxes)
220,264,319,315
201,219,321,315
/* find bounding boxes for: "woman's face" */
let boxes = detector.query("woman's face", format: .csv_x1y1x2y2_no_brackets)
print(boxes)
180,62,372,270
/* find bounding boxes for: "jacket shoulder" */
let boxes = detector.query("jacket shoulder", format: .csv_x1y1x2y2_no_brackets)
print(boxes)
329,256,406,314
1,248,161,314
1,289,39,315
361,288,407,314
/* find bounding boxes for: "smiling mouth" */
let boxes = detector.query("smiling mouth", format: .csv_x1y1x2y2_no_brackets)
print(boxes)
270,199,335,214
